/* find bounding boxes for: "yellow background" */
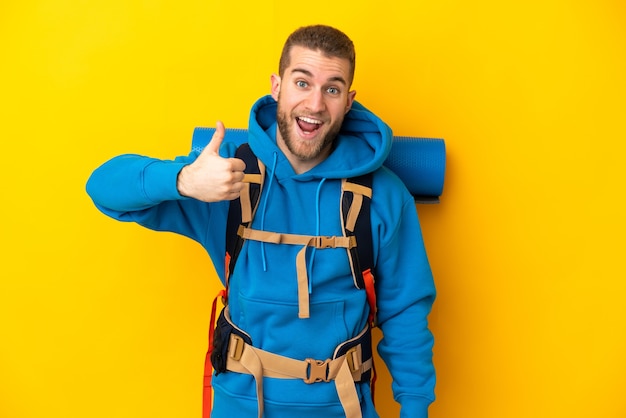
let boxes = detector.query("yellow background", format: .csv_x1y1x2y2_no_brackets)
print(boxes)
1,1,625,417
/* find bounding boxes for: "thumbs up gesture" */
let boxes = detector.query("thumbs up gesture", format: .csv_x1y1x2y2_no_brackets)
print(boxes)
177,121,246,202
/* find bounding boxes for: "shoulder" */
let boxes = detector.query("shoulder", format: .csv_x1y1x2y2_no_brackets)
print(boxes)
369,166,419,239
370,166,414,206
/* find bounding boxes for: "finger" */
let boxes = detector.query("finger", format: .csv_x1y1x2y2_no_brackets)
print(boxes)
229,157,247,173
204,121,226,154
225,189,242,201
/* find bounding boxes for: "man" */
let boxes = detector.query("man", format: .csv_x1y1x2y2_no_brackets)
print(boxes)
87,25,435,418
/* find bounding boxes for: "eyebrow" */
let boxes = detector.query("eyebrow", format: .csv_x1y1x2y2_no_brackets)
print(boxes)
290,68,348,86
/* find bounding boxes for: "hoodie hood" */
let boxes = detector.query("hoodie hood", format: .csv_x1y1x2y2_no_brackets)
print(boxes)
246,95,393,180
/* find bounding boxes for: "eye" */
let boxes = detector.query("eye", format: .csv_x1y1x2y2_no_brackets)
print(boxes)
296,80,308,88
327,87,340,95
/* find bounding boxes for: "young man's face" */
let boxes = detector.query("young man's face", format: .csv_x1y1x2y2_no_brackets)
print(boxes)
271,46,356,173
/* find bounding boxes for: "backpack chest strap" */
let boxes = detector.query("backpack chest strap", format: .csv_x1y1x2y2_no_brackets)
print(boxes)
238,225,356,249
238,226,356,319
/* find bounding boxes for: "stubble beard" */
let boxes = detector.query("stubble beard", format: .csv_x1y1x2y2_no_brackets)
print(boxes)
276,104,342,162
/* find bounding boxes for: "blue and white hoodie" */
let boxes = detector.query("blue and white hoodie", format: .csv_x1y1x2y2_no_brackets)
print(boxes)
86,95,436,418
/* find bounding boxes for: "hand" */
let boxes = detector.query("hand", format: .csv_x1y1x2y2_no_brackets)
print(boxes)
177,121,246,202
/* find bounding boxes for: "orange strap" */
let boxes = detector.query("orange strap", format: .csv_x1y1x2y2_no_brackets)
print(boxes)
370,355,378,406
203,288,227,418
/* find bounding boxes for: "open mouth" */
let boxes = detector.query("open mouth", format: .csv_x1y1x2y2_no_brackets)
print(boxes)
296,116,323,135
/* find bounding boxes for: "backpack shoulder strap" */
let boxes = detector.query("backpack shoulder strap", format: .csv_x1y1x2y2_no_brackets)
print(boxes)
207,143,263,418
341,173,379,399
341,173,377,327
225,143,265,285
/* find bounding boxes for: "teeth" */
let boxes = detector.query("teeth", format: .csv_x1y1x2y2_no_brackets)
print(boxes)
298,116,322,124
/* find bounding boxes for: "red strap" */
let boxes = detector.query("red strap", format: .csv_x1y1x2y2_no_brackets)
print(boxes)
362,268,377,327
361,268,378,405
203,288,227,418
224,252,232,283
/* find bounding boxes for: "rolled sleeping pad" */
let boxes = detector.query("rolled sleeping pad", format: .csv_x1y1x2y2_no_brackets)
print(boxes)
192,127,446,203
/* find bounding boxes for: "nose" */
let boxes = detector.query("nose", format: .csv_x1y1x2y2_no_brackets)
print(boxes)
304,89,326,113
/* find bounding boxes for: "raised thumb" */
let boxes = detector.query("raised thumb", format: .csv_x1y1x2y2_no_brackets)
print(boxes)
204,121,226,154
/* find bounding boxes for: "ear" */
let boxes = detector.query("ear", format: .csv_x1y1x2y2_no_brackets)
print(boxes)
345,90,357,114
270,74,281,101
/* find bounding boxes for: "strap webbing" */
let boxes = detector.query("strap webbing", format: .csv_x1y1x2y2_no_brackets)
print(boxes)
238,226,356,248
341,178,375,318
225,332,371,418
240,172,263,223
341,176,378,402
225,144,264,284
203,289,227,418
238,226,356,319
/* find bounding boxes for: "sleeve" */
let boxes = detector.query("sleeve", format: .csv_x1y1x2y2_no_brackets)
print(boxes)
372,172,436,418
85,151,225,248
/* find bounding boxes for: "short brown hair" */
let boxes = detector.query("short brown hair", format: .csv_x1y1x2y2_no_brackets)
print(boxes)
278,25,356,85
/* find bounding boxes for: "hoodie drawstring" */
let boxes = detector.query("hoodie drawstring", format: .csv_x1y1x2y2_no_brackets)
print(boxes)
307,178,327,293
259,152,278,272
241,157,351,319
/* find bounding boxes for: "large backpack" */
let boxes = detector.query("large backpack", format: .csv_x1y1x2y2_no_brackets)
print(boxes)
191,127,446,417
203,143,378,417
